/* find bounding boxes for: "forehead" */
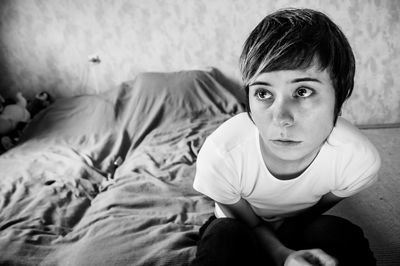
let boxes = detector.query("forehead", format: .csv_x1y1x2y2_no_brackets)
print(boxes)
251,63,333,86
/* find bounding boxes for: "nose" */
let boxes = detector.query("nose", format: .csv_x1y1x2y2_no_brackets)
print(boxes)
272,98,294,127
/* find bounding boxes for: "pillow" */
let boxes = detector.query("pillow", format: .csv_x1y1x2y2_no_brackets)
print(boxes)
113,67,245,122
108,68,245,150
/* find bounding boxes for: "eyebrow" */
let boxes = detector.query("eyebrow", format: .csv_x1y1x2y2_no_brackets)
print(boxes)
249,81,272,87
291,77,322,84
249,77,322,87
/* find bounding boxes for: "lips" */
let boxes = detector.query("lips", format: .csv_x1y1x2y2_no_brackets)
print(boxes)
270,139,302,147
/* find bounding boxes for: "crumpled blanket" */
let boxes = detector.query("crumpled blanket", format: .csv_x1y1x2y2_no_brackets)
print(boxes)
0,68,245,266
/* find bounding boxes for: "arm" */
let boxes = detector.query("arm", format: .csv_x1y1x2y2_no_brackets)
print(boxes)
276,192,344,260
219,193,342,266
219,198,291,265
284,192,344,227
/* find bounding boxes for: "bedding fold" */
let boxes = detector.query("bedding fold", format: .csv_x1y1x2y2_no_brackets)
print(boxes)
0,68,245,265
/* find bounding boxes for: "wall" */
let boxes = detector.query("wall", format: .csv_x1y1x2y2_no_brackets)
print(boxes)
0,0,399,125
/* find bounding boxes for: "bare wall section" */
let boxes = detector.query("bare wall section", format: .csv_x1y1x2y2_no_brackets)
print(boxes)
0,0,399,124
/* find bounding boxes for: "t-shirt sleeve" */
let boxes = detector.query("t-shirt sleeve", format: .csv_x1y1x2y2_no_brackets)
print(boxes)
331,138,381,198
193,137,241,205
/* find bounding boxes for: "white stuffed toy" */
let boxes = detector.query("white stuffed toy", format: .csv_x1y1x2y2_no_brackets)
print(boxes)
0,92,31,136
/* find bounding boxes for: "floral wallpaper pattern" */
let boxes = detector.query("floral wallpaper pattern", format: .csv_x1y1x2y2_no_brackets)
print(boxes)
0,0,399,124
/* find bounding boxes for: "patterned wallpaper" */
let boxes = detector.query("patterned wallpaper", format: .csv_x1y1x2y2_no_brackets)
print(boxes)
0,0,399,124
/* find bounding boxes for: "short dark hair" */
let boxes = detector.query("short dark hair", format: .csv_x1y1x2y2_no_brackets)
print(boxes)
239,8,355,123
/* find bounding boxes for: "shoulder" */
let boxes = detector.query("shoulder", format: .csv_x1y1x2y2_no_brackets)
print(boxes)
326,118,382,196
194,114,251,204
328,118,375,150
204,112,256,153
327,117,381,174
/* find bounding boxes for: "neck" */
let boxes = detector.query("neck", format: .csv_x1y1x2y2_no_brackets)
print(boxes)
259,137,321,180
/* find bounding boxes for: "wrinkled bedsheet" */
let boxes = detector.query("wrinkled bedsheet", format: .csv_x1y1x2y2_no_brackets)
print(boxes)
0,68,245,265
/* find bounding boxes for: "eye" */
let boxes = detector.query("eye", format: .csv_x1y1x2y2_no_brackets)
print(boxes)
254,89,273,100
295,87,314,98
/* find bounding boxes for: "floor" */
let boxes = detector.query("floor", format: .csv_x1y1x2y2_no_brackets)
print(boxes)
328,126,400,266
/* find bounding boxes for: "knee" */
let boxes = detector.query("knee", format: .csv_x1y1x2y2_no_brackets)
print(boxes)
193,218,265,266
202,218,255,243
302,216,376,266
304,215,368,246
310,215,364,235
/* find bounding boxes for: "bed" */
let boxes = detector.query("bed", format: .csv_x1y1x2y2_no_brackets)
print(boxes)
0,68,245,266
0,68,399,266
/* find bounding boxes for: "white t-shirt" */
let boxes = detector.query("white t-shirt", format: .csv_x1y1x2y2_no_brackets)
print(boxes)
193,113,381,222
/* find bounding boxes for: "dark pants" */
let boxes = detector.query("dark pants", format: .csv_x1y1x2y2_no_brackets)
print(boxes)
191,215,376,266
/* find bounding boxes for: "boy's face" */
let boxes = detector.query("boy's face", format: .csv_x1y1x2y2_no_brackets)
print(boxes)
248,63,336,175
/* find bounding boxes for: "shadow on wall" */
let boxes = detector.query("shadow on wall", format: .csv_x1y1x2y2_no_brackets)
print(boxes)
0,0,14,98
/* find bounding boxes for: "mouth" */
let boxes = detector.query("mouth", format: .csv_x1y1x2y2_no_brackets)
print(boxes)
270,139,302,147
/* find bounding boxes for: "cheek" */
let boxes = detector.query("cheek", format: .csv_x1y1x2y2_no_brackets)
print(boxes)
249,107,274,138
309,118,333,138
248,100,272,121
302,94,335,120
301,102,335,140
317,100,335,125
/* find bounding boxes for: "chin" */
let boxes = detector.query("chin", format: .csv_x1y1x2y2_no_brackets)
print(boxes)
274,151,309,162
269,144,319,162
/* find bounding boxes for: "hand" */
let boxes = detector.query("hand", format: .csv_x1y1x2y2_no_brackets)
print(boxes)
284,249,337,266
